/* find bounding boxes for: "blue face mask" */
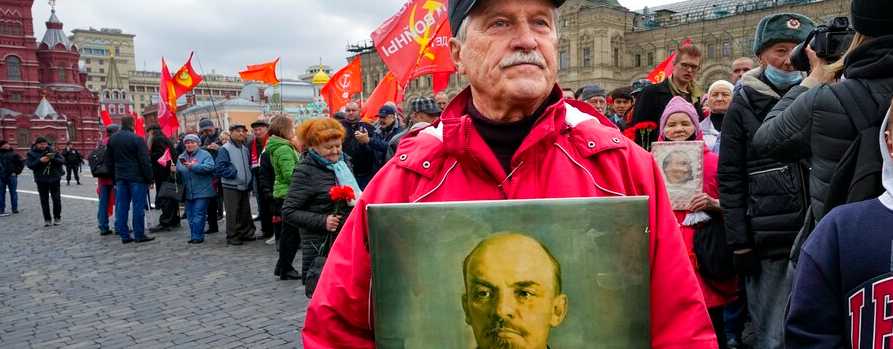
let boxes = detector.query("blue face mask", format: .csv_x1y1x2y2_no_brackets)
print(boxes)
764,65,803,89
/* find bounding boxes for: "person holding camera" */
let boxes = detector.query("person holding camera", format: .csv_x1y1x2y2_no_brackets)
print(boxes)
718,13,816,349
26,137,65,226
753,0,893,224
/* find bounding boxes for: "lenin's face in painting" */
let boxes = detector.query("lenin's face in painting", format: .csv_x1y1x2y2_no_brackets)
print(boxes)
462,233,567,349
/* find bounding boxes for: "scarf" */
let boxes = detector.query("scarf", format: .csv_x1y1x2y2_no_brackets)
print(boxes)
308,149,363,200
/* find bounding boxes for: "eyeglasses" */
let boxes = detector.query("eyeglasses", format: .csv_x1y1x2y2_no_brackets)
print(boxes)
679,63,700,72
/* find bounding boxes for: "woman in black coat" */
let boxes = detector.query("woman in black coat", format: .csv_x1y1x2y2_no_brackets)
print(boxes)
753,1,893,222
282,118,361,296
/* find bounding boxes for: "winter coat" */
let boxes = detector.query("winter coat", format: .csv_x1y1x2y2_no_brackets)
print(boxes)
215,141,253,191
0,148,24,177
785,110,893,347
61,148,82,166
258,149,275,200
302,86,717,349
266,135,299,199
753,35,893,221
149,133,174,184
281,154,339,240
339,119,376,177
106,129,153,184
718,67,809,259
26,145,64,183
632,79,705,144
176,149,216,200
369,122,402,171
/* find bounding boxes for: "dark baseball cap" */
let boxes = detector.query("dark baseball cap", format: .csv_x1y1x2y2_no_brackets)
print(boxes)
449,0,567,37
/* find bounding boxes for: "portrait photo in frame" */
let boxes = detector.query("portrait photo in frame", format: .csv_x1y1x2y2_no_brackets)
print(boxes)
651,141,705,210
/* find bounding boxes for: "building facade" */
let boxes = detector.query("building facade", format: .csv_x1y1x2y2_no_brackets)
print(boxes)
0,0,101,154
354,0,849,106
69,27,136,94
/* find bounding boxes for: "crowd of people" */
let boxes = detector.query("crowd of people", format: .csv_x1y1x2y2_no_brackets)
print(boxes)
0,0,891,348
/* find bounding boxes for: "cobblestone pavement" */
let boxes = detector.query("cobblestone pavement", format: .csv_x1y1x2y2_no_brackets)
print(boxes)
0,172,307,348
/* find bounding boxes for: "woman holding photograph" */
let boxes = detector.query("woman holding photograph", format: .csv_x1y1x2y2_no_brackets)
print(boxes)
658,96,737,346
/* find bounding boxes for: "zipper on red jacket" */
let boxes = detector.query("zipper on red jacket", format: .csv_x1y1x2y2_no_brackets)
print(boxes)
496,161,525,199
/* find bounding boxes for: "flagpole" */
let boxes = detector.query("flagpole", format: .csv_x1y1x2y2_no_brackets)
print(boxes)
193,53,223,130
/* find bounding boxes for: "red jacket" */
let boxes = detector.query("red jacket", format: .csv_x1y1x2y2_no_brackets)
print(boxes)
303,86,717,349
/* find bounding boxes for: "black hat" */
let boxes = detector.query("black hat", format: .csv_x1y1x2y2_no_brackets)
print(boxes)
449,0,566,37
34,136,48,145
229,124,248,132
410,97,442,115
851,0,893,38
198,118,215,132
107,124,121,135
250,119,269,128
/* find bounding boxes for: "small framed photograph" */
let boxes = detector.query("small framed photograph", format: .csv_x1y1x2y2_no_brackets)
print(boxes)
651,141,704,210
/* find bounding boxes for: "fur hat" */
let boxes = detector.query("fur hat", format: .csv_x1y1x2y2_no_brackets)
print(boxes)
851,0,893,38
753,13,816,56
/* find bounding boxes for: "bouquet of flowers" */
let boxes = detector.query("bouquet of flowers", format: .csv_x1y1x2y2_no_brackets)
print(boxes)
623,121,659,151
329,185,356,217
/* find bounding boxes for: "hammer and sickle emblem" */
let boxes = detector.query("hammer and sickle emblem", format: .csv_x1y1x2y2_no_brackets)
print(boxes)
409,0,443,61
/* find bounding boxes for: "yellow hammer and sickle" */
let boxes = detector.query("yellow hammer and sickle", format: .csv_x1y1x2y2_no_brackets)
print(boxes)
177,70,192,87
408,1,442,61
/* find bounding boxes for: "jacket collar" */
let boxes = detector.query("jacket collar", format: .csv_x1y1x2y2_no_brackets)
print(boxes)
739,67,781,99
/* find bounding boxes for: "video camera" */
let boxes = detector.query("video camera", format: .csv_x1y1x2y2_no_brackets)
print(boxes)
791,16,855,72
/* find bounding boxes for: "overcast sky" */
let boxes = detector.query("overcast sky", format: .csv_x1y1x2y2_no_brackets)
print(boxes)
32,0,681,78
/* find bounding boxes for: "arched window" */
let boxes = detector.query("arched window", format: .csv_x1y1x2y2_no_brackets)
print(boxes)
113,91,119,100
105,91,111,99
6,56,21,80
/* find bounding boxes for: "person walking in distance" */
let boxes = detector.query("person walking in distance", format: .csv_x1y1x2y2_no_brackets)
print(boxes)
0,140,24,216
26,137,64,226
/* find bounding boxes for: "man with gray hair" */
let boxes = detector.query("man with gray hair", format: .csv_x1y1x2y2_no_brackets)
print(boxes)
302,1,716,348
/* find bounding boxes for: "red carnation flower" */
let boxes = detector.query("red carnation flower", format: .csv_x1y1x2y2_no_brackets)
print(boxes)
329,185,356,203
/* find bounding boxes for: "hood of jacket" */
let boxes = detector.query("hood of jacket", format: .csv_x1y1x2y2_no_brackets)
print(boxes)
845,35,893,80
739,67,781,99
881,104,893,210
265,135,292,154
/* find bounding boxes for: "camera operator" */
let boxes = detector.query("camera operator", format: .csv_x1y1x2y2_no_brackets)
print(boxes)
753,0,893,223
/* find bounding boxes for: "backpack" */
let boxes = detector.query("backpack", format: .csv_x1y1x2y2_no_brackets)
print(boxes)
791,81,883,266
88,145,111,177
693,213,736,281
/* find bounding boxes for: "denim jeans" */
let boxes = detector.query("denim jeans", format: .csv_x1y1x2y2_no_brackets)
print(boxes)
185,198,209,241
97,184,113,232
0,175,18,213
115,180,148,240
744,259,793,349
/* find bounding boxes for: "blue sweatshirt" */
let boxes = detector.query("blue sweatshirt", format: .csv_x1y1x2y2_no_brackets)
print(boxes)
786,198,893,349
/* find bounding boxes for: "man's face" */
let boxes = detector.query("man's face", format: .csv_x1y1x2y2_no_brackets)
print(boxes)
672,54,701,85
36,142,48,151
612,98,633,115
561,90,575,99
184,140,199,153
253,126,268,139
585,96,607,114
230,128,247,143
379,113,396,128
345,103,360,122
463,235,567,349
450,0,558,110
730,59,753,83
435,93,449,110
759,42,797,72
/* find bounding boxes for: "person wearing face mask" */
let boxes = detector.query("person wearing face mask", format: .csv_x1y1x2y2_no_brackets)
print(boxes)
281,118,361,296
701,80,734,154
784,103,893,348
718,12,815,349
659,97,738,347
753,0,893,224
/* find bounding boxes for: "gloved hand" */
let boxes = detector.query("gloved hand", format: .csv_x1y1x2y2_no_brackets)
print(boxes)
733,248,760,275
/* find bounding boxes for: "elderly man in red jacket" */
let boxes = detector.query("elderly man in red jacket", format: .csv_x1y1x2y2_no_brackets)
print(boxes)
302,0,717,348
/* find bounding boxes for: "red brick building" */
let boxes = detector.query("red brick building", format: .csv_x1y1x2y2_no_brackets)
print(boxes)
0,0,100,154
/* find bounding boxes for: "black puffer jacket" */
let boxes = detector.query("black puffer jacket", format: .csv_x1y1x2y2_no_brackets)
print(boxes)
149,133,175,184
257,149,275,200
26,145,65,183
753,35,893,221
281,154,338,239
0,148,24,177
106,128,153,183
718,67,809,259
340,120,376,178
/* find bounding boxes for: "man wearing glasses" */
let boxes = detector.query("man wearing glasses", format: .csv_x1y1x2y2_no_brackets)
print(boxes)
632,45,705,145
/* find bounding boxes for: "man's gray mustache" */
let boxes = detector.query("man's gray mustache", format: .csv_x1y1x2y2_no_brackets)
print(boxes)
499,52,546,69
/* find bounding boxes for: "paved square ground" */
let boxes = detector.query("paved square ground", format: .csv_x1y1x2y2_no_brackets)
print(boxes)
0,172,307,348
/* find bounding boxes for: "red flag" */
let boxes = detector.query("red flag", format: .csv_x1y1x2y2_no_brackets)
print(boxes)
432,72,451,94
321,57,363,115
239,58,279,85
371,0,449,84
133,112,146,138
100,109,113,128
646,38,693,84
362,72,404,121
158,58,179,138
173,52,203,97
407,17,455,81
157,148,172,167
